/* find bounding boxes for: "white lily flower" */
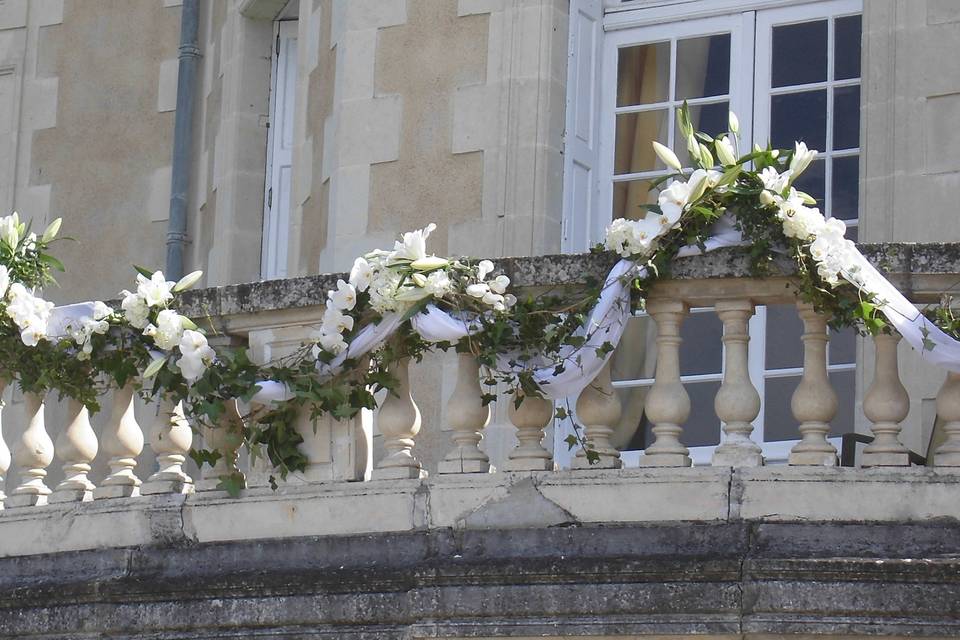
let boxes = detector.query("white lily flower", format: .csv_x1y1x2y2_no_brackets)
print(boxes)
136,271,175,308
789,141,817,177
176,329,216,381
392,223,437,261
0,212,20,249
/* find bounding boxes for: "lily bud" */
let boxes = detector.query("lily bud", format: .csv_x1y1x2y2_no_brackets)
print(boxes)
698,143,714,169
652,141,683,172
715,136,737,166
728,111,740,135
797,191,817,205
759,190,776,206
173,270,203,292
410,255,449,271
41,217,61,242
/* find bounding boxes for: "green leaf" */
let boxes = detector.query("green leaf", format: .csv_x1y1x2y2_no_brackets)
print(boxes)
38,253,65,272
217,472,246,497
555,406,568,420
564,434,578,451
142,357,167,379
133,264,155,278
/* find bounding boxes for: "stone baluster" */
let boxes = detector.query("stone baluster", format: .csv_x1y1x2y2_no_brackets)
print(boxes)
0,380,8,509
94,383,143,499
504,391,553,471
933,372,960,466
142,397,194,494
572,360,622,469
712,299,764,467
641,299,692,467
862,332,911,467
788,303,839,466
50,398,99,503
7,392,54,507
372,357,426,480
196,398,246,492
438,354,491,474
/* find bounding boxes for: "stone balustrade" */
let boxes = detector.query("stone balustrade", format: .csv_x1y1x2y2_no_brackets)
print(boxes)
0,242,959,517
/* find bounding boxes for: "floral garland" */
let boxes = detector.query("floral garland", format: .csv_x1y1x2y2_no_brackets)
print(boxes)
1,103,958,492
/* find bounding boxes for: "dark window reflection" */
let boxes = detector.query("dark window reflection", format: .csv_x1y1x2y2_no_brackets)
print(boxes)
792,159,826,206
772,20,828,87
835,15,862,80
832,155,859,220
771,89,827,150
833,85,861,150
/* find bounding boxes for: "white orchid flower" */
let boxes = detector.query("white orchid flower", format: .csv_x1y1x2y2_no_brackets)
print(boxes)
349,257,374,292
327,279,357,311
476,259,495,281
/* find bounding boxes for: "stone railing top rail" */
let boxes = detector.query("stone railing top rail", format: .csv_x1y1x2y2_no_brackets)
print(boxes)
177,242,960,319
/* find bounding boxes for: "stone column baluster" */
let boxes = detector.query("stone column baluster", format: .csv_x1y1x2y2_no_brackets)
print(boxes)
862,332,911,467
372,357,426,480
94,383,143,499
438,354,491,474
572,359,622,469
0,380,9,509
50,398,99,503
142,397,195,494
196,398,246,492
712,299,764,467
641,299,692,467
934,372,960,466
6,391,53,507
504,391,553,471
788,303,839,466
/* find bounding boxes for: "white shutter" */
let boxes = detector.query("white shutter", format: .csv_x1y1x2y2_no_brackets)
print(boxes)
561,0,604,254
261,21,297,280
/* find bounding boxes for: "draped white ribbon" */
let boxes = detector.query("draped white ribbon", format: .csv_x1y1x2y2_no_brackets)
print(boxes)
49,214,960,407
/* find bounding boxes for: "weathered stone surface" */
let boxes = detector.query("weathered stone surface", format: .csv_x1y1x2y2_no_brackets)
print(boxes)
1,522,959,638
175,243,960,321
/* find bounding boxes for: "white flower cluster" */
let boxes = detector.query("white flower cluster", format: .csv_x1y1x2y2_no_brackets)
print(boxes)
2,274,54,347
121,269,212,381
605,168,721,258
311,223,517,358
64,301,113,360
464,260,515,312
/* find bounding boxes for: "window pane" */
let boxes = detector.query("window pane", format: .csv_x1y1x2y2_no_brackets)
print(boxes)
617,42,670,107
676,33,731,100
832,155,859,221
615,109,669,174
686,380,721,446
792,158,825,206
772,20,827,87
680,312,723,376
771,89,827,150
833,85,861,150
674,101,728,167
834,15,862,81
766,304,804,370
829,370,855,436
613,180,658,221
829,326,857,365
763,375,800,441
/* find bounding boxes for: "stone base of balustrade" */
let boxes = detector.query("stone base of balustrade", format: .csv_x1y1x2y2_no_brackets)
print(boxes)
142,478,194,495
4,492,48,508
638,452,692,467
789,450,839,466
570,453,622,470
861,451,911,467
48,488,94,504
712,446,764,467
502,457,553,472
371,465,428,480
438,457,490,474
93,484,141,499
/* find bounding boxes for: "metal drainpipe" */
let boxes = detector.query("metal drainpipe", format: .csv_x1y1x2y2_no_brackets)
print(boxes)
165,0,200,281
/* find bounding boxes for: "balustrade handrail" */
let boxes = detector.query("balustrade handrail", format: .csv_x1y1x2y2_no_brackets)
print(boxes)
2,242,960,513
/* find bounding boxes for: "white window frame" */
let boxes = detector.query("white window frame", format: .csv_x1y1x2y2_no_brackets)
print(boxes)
261,19,297,280
558,0,862,466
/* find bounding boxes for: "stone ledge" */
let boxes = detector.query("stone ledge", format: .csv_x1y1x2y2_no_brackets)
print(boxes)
0,522,959,638
2,467,959,559
173,242,960,320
